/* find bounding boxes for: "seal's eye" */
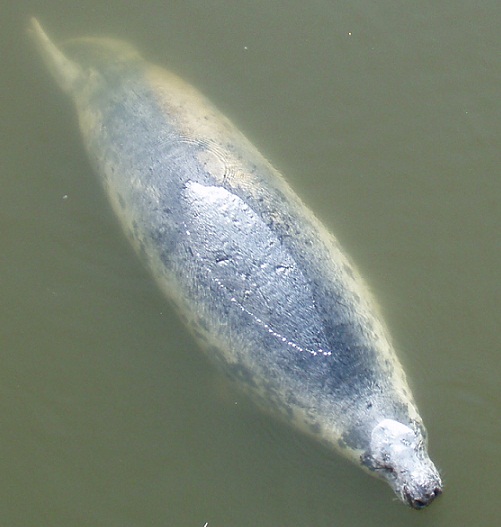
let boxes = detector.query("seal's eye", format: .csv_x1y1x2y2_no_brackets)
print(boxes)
377,453,393,471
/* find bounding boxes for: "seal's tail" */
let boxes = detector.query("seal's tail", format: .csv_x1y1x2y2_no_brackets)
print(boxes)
29,18,85,95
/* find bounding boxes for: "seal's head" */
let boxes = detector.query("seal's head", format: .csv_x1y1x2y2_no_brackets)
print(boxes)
364,419,442,509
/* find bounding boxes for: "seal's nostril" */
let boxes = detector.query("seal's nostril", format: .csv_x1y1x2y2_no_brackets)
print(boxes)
408,485,443,509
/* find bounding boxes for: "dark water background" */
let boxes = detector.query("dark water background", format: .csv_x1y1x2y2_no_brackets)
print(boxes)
2,1,500,525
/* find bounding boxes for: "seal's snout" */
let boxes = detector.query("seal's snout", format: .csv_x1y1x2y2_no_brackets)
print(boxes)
404,483,442,509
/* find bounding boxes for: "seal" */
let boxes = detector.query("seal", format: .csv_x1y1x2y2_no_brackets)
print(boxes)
29,18,442,508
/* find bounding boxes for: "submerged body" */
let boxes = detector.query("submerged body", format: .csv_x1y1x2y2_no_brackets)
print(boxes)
30,19,442,508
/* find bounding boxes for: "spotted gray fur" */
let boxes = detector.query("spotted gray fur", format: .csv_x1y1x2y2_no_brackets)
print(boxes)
30,18,442,508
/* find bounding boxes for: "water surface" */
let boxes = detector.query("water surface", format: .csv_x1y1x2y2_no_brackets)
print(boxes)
2,1,500,525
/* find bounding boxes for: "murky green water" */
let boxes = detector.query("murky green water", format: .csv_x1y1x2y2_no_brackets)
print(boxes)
2,1,500,525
